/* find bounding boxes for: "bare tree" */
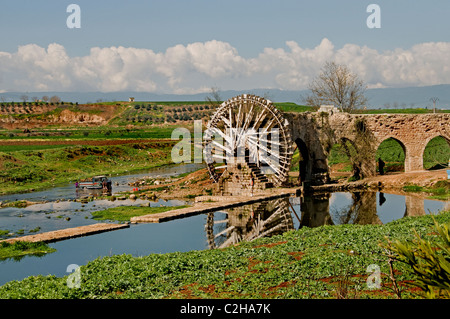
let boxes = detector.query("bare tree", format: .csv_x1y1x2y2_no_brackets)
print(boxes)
49,95,61,103
42,96,49,102
205,86,222,107
20,94,29,102
304,61,367,113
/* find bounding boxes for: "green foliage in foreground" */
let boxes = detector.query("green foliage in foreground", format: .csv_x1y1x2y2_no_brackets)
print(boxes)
383,218,450,298
0,241,56,260
90,205,190,222
1,212,449,299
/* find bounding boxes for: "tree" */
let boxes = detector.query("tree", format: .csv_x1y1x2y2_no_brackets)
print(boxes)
205,86,222,107
304,61,367,113
20,95,29,102
42,96,49,102
49,95,61,103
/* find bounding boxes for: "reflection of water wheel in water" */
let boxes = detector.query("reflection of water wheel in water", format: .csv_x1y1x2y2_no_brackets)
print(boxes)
204,94,293,187
205,198,294,249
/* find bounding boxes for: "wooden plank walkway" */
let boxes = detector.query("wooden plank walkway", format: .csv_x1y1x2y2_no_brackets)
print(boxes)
1,223,129,244
131,189,298,223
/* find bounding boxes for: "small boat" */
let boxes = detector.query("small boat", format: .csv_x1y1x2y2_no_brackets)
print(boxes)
76,175,112,191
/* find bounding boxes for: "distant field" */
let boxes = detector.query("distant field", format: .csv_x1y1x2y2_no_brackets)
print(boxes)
0,126,180,140
274,102,314,112
0,144,68,152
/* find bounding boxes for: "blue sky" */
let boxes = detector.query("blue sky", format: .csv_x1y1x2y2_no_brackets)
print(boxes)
1,0,449,93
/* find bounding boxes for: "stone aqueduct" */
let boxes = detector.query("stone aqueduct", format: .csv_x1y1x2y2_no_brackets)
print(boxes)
284,111,450,184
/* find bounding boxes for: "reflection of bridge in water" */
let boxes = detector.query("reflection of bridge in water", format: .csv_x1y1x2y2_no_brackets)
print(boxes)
294,191,441,228
202,191,447,249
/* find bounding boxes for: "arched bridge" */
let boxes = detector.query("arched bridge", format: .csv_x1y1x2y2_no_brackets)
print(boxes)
284,111,450,184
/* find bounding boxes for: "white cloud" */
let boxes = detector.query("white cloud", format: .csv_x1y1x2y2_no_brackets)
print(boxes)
0,39,449,93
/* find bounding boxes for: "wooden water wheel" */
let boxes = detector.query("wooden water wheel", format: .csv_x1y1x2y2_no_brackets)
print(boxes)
204,94,293,187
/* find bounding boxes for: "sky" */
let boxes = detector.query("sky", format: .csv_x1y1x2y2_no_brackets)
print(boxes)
0,0,449,94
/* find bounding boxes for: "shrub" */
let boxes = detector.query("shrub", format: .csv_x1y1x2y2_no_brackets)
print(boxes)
382,218,450,298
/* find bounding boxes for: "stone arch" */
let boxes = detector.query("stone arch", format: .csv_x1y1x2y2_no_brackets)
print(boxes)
422,135,450,170
336,137,364,179
293,138,310,184
375,137,407,174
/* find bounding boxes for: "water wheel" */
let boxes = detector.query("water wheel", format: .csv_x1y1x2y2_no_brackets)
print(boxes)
204,94,293,187
204,198,294,249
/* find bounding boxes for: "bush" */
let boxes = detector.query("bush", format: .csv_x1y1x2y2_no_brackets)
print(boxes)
382,217,450,298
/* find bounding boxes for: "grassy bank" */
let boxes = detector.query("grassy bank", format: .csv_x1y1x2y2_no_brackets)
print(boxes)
90,205,190,222
1,211,448,299
0,241,56,260
0,126,178,140
403,180,450,200
0,142,176,195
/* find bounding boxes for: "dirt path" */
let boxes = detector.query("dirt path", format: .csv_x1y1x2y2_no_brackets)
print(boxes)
362,168,449,188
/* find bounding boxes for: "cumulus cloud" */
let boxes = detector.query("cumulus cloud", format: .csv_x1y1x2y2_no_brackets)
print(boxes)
0,39,449,93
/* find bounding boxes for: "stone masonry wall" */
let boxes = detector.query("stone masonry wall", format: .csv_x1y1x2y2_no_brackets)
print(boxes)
285,112,450,180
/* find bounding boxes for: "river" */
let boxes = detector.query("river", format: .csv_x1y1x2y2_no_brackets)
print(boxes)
0,164,448,286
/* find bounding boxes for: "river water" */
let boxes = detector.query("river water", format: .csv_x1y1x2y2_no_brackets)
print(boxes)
0,164,448,286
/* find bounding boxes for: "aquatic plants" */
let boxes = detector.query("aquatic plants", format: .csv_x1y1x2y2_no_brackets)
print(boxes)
90,205,190,222
0,241,56,260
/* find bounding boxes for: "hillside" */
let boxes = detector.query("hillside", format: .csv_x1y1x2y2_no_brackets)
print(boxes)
0,100,313,130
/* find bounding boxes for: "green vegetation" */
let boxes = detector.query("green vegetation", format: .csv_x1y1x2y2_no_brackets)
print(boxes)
109,102,215,126
0,126,178,141
423,136,450,170
403,181,450,200
1,211,448,299
274,102,314,113
376,138,406,172
90,205,189,222
328,142,353,166
382,217,450,298
0,142,175,195
0,230,10,238
326,136,449,174
0,241,56,260
0,144,68,152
